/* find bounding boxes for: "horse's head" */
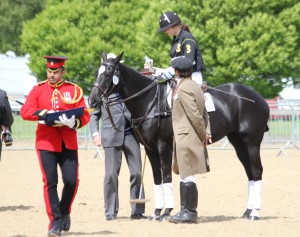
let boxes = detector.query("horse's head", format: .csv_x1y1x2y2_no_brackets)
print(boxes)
89,51,124,108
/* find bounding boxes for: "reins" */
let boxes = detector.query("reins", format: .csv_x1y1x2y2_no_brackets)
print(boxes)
105,79,158,107
95,63,162,134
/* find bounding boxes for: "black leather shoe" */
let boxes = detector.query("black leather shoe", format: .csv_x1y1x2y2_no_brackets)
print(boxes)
61,215,71,231
1,131,13,146
48,226,61,237
106,215,117,221
131,214,148,220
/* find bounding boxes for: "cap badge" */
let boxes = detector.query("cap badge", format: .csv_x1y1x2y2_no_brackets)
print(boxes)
163,13,170,23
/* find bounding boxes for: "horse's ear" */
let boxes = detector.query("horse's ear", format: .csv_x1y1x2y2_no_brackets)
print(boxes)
101,51,107,63
114,51,124,64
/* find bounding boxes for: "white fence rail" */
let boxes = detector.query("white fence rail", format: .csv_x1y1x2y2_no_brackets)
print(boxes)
2,106,300,154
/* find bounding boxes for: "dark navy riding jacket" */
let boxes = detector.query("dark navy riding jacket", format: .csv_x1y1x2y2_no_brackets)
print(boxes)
170,29,205,72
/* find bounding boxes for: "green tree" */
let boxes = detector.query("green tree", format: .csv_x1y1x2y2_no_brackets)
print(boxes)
0,0,46,55
21,0,300,98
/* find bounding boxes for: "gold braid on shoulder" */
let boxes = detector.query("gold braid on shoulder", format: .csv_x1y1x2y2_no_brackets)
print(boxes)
52,85,83,105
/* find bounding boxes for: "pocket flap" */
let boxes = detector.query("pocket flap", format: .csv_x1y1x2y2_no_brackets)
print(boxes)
176,127,189,135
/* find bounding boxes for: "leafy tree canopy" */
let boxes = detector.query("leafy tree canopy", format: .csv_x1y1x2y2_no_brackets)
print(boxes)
0,0,46,55
21,0,300,98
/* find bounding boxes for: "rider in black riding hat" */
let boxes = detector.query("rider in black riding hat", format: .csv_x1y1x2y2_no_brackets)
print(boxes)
157,11,206,88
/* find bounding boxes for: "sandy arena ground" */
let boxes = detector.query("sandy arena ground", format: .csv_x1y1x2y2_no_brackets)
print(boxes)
0,148,300,237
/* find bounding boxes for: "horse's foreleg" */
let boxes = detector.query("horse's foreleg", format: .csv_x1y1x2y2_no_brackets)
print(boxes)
158,183,174,221
157,142,174,221
145,149,166,220
153,184,164,210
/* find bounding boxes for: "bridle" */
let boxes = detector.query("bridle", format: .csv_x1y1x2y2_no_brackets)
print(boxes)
92,61,161,131
92,61,119,100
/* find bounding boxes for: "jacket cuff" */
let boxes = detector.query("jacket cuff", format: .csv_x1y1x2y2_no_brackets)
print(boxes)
72,118,81,130
33,109,48,120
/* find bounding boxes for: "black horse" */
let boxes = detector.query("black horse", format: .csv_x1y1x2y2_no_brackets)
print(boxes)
0,89,14,160
89,52,270,221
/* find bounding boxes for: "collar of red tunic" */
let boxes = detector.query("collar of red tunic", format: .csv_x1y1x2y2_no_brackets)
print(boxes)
48,80,64,87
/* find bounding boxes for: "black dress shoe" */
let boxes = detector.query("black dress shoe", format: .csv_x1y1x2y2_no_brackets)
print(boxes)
131,214,148,219
61,215,71,231
106,215,117,221
48,226,61,237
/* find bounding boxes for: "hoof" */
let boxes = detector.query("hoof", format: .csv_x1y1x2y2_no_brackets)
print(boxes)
242,209,252,219
158,213,170,222
149,214,160,221
250,215,260,221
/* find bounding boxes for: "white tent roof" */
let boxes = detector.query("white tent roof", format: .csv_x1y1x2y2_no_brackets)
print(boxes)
0,54,37,98
279,85,300,100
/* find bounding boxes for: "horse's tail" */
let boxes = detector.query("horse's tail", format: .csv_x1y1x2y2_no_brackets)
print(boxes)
265,125,269,132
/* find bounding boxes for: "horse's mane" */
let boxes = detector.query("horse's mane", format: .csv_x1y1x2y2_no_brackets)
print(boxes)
119,63,154,86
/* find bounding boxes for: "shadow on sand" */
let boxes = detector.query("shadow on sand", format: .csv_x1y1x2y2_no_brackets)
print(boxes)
198,215,280,223
0,205,33,212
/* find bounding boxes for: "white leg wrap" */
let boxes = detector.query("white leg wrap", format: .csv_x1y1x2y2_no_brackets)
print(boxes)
253,180,263,210
250,208,260,218
247,180,254,209
163,183,175,208
154,184,164,209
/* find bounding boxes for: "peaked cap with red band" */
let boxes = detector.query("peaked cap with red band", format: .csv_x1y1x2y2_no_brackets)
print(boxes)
44,56,68,69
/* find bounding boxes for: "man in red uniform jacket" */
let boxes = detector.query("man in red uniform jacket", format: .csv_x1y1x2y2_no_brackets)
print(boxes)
21,56,90,237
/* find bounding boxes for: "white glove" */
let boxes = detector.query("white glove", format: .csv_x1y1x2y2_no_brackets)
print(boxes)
162,67,175,81
55,114,76,129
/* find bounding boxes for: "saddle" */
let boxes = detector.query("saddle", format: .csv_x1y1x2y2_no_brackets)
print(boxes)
154,80,172,117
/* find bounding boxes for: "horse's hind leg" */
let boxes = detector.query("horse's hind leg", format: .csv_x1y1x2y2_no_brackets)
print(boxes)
228,134,263,220
247,144,263,220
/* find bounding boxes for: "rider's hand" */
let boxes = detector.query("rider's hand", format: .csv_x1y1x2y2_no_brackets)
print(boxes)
55,114,76,129
162,67,175,81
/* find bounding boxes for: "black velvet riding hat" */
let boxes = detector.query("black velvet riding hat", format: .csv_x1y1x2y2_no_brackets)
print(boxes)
157,11,181,32
171,57,193,72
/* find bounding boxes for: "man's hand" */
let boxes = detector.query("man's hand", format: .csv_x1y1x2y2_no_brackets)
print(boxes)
93,134,102,147
55,114,75,129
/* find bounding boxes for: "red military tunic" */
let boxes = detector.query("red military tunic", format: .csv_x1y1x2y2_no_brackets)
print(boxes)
21,80,90,152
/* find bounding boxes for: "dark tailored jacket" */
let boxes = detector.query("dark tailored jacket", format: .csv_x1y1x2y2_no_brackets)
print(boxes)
89,94,133,147
170,29,205,72
0,89,14,130
20,80,90,152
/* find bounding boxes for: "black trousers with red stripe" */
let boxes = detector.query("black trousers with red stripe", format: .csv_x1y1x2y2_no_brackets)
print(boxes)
37,143,79,230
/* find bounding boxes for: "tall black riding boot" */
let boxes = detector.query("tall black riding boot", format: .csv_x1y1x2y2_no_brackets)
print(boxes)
169,182,198,223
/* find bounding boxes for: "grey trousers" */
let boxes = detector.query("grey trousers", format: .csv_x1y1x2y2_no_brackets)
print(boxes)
103,134,145,217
